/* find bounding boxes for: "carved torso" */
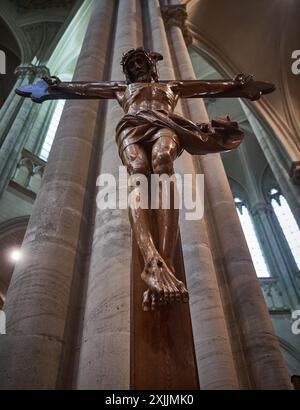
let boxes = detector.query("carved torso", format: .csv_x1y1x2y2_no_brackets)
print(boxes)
117,82,180,114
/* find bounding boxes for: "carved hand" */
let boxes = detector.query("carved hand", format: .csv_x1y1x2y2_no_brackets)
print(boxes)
211,116,243,140
198,116,243,142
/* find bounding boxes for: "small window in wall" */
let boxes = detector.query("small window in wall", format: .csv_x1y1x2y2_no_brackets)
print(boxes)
270,189,300,269
235,198,270,277
39,100,66,161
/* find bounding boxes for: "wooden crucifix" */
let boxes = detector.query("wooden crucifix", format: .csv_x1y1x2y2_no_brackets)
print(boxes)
16,47,275,389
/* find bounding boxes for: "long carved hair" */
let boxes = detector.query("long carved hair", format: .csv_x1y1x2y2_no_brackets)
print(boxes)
121,47,163,83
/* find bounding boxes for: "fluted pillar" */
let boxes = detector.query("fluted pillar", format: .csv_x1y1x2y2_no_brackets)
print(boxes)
147,0,174,80
0,0,115,389
0,65,50,198
201,157,292,389
176,153,240,389
75,0,143,390
0,78,23,145
165,5,292,389
0,65,48,142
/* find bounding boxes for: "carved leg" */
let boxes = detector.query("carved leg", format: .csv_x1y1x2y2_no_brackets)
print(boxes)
122,143,184,311
151,132,189,303
151,135,179,271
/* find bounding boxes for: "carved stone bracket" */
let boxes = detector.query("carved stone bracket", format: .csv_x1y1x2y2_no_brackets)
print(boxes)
251,202,274,217
161,5,193,47
12,149,46,195
289,161,300,186
15,64,50,83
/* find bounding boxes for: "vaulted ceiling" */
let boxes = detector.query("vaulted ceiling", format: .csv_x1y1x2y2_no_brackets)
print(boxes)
0,0,83,62
187,0,300,170
9,0,76,11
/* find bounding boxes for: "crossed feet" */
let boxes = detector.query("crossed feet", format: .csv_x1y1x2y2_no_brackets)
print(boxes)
141,255,189,311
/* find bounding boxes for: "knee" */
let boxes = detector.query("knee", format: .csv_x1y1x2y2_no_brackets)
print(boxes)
127,159,150,176
152,150,174,175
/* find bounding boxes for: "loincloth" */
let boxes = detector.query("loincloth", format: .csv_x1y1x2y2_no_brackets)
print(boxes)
115,109,242,158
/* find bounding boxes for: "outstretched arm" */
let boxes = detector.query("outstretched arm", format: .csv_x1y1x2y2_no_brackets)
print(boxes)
16,76,126,103
175,74,275,101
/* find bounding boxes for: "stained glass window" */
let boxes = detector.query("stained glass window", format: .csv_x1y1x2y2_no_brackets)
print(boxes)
39,100,66,161
270,189,300,269
235,198,270,277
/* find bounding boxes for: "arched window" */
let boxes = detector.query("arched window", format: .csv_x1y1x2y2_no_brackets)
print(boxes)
39,100,66,161
269,189,300,269
235,198,270,277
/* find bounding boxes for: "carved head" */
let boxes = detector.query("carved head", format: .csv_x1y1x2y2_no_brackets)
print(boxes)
121,47,163,83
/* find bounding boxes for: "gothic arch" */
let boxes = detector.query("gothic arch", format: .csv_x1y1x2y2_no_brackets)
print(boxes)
227,176,250,205
0,1,31,63
0,13,21,107
260,164,279,201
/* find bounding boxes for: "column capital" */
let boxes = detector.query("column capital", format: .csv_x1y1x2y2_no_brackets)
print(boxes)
14,64,50,82
251,202,273,217
161,5,192,47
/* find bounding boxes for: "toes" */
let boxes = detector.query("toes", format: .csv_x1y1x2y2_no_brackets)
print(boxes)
178,282,189,303
142,290,151,311
158,294,164,307
167,280,178,304
151,293,158,311
182,291,189,303
163,287,170,304
175,289,181,302
168,288,176,303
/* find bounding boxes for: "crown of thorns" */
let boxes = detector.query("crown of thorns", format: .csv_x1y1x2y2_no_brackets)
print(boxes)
120,48,163,69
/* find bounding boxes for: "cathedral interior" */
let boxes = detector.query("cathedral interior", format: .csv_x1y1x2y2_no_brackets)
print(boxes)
0,0,299,390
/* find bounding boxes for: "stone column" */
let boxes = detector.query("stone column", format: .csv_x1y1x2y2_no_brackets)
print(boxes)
176,153,241,390
0,79,22,145
0,65,48,142
75,0,143,390
0,65,50,198
0,0,115,389
153,1,239,389
201,157,292,389
164,5,292,388
147,0,175,80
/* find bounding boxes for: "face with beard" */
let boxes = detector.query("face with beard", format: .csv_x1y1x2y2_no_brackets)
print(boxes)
126,54,152,83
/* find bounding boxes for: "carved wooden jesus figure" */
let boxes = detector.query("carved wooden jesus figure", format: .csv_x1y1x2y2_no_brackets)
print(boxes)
16,47,275,312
